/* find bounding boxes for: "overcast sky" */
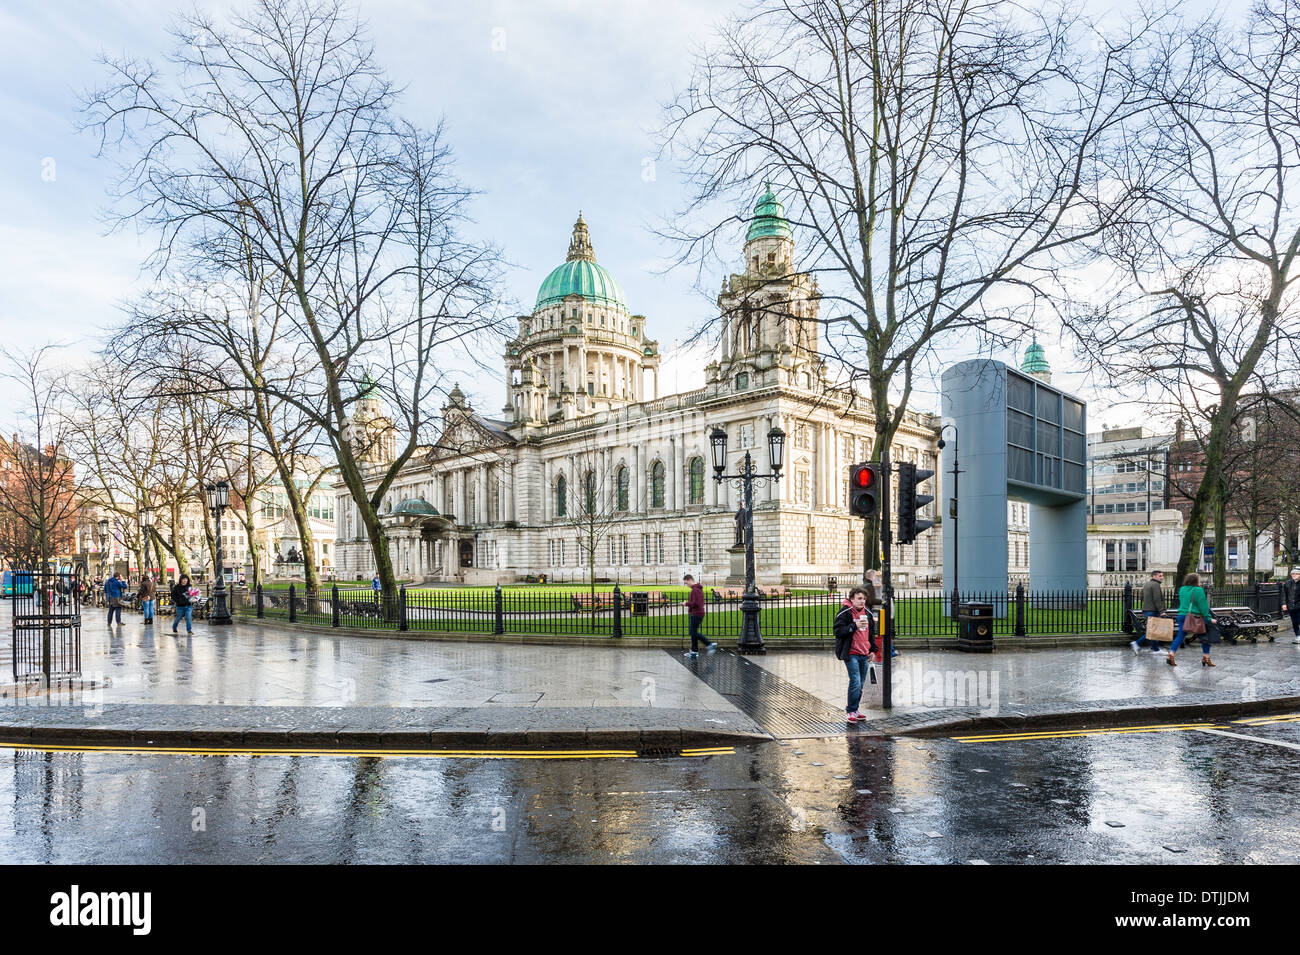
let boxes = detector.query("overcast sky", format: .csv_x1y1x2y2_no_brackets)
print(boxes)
0,0,1211,436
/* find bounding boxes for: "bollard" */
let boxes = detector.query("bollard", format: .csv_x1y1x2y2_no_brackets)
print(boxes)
1014,582,1027,636
612,584,623,639
331,584,340,628
494,584,504,635
288,583,296,624
256,582,264,619
1121,580,1134,633
399,585,408,632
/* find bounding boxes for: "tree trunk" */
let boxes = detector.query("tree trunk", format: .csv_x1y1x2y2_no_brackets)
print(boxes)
1213,482,1227,591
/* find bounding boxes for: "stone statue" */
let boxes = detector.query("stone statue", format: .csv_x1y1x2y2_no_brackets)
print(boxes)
733,505,748,548
287,546,300,563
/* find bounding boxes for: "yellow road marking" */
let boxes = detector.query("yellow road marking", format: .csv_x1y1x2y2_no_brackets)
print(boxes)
0,741,736,759
0,742,639,759
953,723,1228,743
1233,713,1300,725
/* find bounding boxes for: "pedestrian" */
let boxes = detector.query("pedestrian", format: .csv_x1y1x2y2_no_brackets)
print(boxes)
1281,567,1300,645
171,573,194,635
1131,569,1169,655
681,574,715,657
1168,572,1217,668
371,572,381,606
103,571,126,627
138,573,157,625
834,586,877,724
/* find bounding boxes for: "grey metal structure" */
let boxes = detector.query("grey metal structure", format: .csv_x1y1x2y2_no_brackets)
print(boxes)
941,359,1087,596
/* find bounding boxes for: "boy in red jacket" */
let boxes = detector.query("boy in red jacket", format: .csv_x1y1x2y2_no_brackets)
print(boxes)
682,574,716,657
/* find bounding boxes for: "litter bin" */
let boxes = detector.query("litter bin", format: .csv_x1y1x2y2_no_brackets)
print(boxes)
630,591,650,617
826,576,839,593
957,602,994,652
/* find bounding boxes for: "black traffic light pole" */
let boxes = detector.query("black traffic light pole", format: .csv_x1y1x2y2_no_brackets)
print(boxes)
881,450,893,710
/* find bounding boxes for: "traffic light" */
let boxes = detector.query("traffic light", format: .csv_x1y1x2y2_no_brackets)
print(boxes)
896,461,935,544
848,463,880,518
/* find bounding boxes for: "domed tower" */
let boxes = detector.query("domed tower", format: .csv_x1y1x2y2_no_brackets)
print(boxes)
504,213,659,423
710,184,823,393
1021,336,1052,384
343,371,396,467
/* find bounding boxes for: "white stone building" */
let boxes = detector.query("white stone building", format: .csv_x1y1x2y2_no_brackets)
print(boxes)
332,190,942,586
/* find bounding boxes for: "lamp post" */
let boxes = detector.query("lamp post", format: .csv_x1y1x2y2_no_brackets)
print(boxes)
205,481,233,625
140,506,155,580
97,518,110,579
938,424,960,618
709,425,785,654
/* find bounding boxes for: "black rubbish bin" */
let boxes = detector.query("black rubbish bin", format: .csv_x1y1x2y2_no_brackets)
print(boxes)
827,576,839,593
630,591,650,617
957,602,994,652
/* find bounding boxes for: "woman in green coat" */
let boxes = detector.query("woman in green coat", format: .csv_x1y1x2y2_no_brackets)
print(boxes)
1169,573,1216,668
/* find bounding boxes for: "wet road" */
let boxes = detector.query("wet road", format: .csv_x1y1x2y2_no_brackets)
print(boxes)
2,715,1297,863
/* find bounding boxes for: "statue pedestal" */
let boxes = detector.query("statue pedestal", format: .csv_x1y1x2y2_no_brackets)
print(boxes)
726,545,747,587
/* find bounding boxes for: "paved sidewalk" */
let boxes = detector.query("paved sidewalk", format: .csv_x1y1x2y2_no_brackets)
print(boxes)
1,606,1297,746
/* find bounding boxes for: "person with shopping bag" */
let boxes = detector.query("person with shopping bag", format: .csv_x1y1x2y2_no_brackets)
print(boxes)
1168,573,1217,668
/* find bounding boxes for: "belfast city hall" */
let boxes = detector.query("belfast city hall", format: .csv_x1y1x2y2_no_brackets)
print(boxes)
331,188,942,585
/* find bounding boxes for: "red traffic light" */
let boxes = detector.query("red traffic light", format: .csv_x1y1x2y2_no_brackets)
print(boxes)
854,466,874,487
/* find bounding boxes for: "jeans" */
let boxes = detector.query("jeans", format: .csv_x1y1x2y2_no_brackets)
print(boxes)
107,603,123,626
172,605,193,632
1289,607,1300,637
141,599,154,622
845,655,870,713
688,614,707,651
1171,613,1211,655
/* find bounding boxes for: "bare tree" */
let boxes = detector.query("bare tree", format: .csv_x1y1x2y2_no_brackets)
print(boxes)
0,348,81,571
1080,0,1300,584
662,0,1136,563
84,0,502,603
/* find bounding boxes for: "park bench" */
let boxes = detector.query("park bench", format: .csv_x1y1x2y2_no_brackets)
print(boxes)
1211,606,1278,644
762,585,792,599
571,593,617,611
712,587,744,602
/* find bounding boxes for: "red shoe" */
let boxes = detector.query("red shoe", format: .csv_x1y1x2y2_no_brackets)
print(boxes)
846,713,859,723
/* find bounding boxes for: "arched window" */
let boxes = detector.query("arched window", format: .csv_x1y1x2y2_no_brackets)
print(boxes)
555,475,567,518
584,471,596,514
651,460,665,509
688,457,704,505
616,467,629,511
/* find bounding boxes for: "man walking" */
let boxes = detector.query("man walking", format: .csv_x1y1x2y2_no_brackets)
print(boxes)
1281,567,1300,644
682,574,715,657
103,571,126,627
371,573,382,606
1132,569,1169,654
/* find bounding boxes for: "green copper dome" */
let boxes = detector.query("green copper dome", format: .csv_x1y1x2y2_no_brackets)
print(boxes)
390,498,440,517
535,213,628,312
746,183,793,242
1022,337,1050,374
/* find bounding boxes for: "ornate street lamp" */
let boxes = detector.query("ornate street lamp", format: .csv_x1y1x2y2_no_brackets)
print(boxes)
140,506,156,580
709,425,785,654
205,481,233,625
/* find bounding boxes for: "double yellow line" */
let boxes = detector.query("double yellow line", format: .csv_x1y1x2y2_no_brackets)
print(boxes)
952,722,1229,744
1233,712,1300,726
0,741,735,760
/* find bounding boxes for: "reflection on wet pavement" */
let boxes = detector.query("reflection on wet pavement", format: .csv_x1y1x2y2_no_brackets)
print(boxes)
3,719,1297,863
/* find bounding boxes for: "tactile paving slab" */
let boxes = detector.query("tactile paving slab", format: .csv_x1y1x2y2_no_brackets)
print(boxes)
671,649,848,738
